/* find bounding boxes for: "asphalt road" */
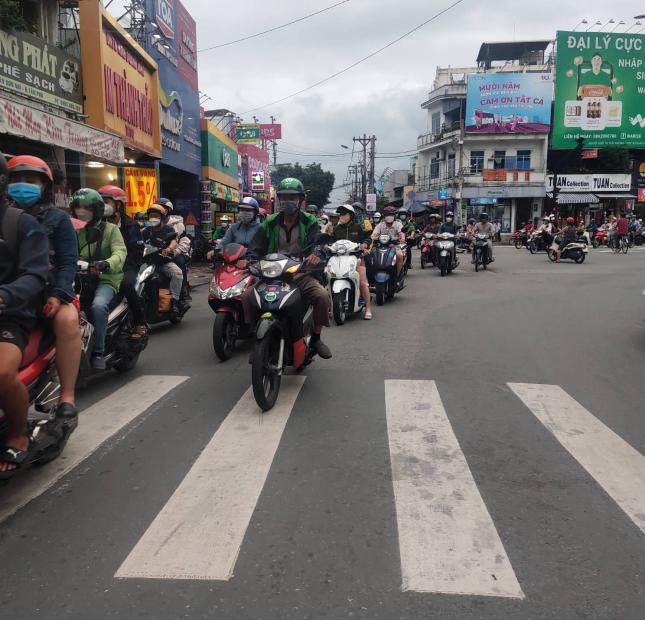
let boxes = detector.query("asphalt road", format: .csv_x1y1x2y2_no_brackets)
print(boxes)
1,244,645,620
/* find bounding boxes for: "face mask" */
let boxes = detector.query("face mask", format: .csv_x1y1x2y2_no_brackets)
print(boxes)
238,211,255,224
385,216,395,224
148,217,161,227
103,204,115,218
446,217,453,223
399,215,407,222
339,213,352,224
8,182,42,208
279,200,300,216
75,208,94,223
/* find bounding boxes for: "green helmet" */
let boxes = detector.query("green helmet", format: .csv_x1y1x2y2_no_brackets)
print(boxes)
70,188,105,221
277,177,306,196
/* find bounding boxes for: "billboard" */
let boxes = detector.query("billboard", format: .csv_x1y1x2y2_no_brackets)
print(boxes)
466,73,553,133
259,124,282,140
238,144,270,192
553,31,645,149
124,167,158,215
236,124,262,144
144,0,201,175
546,173,631,192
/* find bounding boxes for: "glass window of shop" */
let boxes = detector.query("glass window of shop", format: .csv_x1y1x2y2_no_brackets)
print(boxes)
470,151,484,173
493,150,506,170
84,164,120,193
466,199,512,230
517,150,531,170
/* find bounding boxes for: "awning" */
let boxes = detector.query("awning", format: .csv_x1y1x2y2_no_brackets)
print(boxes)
594,193,636,200
546,192,599,205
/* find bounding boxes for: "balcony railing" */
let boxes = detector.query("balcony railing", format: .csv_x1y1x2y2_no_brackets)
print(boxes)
416,166,545,191
417,121,462,149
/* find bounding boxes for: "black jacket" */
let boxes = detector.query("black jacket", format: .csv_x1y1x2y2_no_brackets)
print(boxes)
332,221,369,244
119,213,144,269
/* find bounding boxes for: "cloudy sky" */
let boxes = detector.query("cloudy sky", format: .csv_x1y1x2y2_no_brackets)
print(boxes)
112,1,644,204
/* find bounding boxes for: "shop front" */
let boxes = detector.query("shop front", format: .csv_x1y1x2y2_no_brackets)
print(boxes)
201,120,240,235
462,186,544,231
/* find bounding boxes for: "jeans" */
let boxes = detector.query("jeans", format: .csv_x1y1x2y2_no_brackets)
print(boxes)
161,262,183,300
174,254,189,292
91,285,115,356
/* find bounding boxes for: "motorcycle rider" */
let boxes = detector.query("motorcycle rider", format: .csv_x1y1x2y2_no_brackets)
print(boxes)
318,213,333,236
352,202,373,234
372,212,382,226
211,196,262,254
397,207,417,270
157,198,192,300
142,203,184,316
245,177,332,359
371,206,406,278
614,212,629,253
7,156,81,419
72,189,126,370
211,215,231,241
332,204,373,320
473,212,495,263
0,152,50,475
439,211,459,265
556,217,578,262
134,211,147,228
99,185,147,340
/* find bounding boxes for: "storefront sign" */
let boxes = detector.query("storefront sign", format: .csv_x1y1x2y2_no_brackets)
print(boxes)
124,167,158,215
79,1,161,157
465,72,552,133
201,119,239,187
0,95,123,162
236,124,261,145
637,162,645,202
366,193,377,213
259,124,282,140
251,171,265,191
547,174,632,192
638,188,645,202
238,144,270,192
582,149,599,159
553,31,645,149
211,182,239,203
0,27,83,113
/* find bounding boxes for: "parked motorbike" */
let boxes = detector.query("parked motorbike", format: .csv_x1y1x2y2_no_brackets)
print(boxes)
326,239,366,325
136,232,191,326
0,328,77,480
208,243,255,361
369,235,406,305
547,238,588,263
420,233,436,269
473,233,491,272
436,232,458,277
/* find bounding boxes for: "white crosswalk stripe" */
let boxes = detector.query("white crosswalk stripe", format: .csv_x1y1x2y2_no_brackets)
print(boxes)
384,380,524,598
0,375,189,525
116,376,306,581
509,383,645,535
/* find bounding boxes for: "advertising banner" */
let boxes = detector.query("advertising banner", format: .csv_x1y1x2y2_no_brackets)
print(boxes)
236,124,262,144
553,31,645,148
79,1,161,157
201,119,239,187
124,167,158,215
0,95,123,162
465,72,553,133
259,124,282,140
251,172,265,191
0,27,84,114
238,144,270,192
546,173,632,192
637,162,645,202
144,0,201,175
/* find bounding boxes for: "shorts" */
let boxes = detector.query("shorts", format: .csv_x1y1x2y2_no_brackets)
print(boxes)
0,320,32,353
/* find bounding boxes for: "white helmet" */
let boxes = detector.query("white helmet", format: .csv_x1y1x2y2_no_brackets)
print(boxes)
374,212,382,220
337,204,355,216
319,214,329,223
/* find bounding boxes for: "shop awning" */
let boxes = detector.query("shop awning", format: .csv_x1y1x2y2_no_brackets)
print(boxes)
547,192,599,205
594,193,636,200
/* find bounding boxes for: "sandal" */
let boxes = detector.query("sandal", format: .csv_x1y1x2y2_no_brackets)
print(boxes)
0,440,34,479
130,324,149,340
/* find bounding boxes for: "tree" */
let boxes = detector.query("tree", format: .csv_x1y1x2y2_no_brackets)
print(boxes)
272,162,335,207
0,0,29,31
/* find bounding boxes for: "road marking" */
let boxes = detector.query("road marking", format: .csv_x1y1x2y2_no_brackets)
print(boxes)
509,383,645,534
116,376,306,581
0,375,189,524
384,380,524,598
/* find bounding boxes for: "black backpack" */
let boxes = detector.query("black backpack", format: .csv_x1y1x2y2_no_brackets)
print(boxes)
0,205,22,257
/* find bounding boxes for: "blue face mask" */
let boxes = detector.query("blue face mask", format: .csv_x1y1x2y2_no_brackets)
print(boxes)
8,182,42,208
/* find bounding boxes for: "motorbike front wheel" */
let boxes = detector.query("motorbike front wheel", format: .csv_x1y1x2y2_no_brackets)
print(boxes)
213,312,236,361
514,238,523,249
251,330,283,412
547,249,557,262
474,251,480,272
420,253,426,269
592,239,599,249
332,292,346,326
439,259,447,277
574,251,586,264
528,241,537,254
375,284,386,306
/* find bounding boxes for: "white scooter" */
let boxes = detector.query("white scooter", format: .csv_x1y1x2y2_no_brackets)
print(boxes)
326,239,366,325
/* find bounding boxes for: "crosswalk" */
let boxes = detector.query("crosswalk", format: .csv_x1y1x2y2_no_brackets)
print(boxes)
1,375,644,599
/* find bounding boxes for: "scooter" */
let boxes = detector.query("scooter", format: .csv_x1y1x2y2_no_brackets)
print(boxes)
326,239,365,325
420,233,436,269
436,232,459,277
0,327,77,480
76,262,148,376
592,229,609,249
547,239,588,263
528,231,550,254
208,243,255,361
137,233,191,326
370,235,406,305
473,233,491,272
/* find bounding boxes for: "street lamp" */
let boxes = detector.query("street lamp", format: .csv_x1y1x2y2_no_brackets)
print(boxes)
340,145,349,150
610,20,625,32
600,19,615,31
625,21,642,32
573,19,588,31
586,20,602,30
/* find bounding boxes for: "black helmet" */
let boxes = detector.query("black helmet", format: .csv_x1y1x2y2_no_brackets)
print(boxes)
383,206,396,216
0,151,7,196
480,212,488,219
468,218,475,225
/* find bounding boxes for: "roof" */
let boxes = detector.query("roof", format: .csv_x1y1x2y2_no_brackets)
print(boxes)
546,192,599,204
477,41,552,64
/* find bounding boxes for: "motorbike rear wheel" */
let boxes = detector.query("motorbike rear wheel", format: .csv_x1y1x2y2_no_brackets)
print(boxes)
375,284,386,306
213,312,236,361
114,352,140,373
547,249,556,262
251,330,283,412
528,241,537,254
332,292,346,326
621,238,629,254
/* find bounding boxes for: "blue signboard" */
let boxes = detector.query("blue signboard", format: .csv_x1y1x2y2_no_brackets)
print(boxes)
465,73,553,134
144,0,201,176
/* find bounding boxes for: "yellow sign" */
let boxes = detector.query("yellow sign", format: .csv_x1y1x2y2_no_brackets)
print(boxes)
125,167,157,215
79,1,161,157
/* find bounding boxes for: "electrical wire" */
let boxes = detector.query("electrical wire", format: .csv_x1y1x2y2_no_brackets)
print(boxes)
237,0,465,114
198,0,351,52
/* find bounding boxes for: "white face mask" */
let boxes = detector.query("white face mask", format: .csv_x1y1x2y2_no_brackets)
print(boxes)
75,208,93,222
238,210,255,224
148,217,162,227
385,215,395,224
103,204,114,218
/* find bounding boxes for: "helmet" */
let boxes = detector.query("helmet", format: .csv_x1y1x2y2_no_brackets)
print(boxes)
337,204,356,217
70,188,105,221
549,214,556,221
429,213,439,219
157,197,173,213
241,196,260,210
383,206,396,216
98,185,126,204
352,202,365,212
480,212,489,219
220,215,231,222
567,217,575,224
542,216,549,221
147,203,167,219
306,204,319,213
7,155,53,184
373,212,382,221
446,211,454,218
319,214,329,223
468,218,475,225
134,211,147,221
0,152,7,195
277,177,306,196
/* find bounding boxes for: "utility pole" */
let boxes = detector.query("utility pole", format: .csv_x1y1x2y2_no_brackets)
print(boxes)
369,135,376,197
353,134,374,204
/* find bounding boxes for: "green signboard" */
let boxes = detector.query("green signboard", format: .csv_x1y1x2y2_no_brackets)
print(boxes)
552,31,645,149
236,124,261,145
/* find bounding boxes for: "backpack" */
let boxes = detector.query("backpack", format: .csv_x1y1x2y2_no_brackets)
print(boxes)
0,204,22,257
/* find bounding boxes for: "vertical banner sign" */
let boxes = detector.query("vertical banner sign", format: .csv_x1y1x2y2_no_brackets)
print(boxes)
125,167,158,215
553,31,645,149
251,172,265,191
366,193,377,213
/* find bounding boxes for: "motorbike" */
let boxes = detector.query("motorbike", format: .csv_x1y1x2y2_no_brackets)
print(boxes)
528,231,550,254
633,229,644,246
208,243,255,361
420,233,436,269
511,229,529,249
547,238,588,263
0,328,77,480
76,261,148,376
369,234,407,305
592,229,609,249
326,239,366,325
436,232,458,277
136,232,191,326
473,233,491,272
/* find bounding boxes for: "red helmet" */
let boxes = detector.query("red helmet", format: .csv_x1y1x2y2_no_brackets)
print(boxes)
98,185,126,203
383,206,397,216
7,155,53,183
567,217,575,224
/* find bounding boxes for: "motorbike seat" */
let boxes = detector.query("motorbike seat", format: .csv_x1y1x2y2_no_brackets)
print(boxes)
20,326,55,370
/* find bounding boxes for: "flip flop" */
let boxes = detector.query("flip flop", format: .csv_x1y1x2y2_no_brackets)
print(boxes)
0,440,34,479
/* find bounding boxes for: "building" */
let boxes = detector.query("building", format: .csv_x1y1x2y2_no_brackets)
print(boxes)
381,169,413,204
415,41,554,230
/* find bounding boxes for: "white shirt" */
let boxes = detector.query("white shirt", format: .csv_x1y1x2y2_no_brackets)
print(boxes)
373,220,403,241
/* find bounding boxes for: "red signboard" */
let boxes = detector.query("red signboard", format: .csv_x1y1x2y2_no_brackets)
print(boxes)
638,187,645,203
260,124,282,140
582,149,599,160
238,144,270,192
176,0,198,91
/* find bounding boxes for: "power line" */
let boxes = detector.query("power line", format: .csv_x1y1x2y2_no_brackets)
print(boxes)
237,0,465,114
198,0,351,52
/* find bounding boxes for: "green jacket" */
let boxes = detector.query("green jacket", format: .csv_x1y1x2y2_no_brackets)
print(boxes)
248,211,319,258
77,222,126,293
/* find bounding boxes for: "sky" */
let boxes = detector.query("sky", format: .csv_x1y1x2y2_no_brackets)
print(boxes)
109,1,644,204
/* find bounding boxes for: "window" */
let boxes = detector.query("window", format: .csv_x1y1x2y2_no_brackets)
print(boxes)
448,153,456,177
470,150,484,173
430,159,440,179
431,112,441,136
517,150,531,170
493,150,506,170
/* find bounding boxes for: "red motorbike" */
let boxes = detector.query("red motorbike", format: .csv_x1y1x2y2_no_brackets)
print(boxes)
592,229,609,248
208,243,255,361
420,232,436,269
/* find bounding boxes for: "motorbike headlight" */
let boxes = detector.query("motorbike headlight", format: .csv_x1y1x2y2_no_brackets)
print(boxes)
260,259,288,278
439,241,453,249
225,276,252,299
379,234,391,245
209,281,220,297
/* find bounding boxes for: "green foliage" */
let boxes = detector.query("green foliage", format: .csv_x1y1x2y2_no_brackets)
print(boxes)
594,147,631,173
0,0,29,31
272,162,335,207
